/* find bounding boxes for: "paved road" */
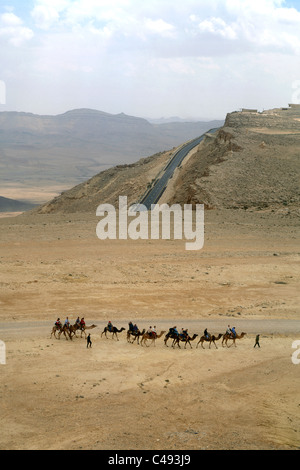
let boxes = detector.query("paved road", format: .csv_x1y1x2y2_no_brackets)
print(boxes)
139,128,220,210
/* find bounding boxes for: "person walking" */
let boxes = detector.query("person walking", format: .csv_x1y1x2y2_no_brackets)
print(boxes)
87,333,92,348
254,334,260,348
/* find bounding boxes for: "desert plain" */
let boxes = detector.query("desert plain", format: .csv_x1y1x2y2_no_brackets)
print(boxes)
0,207,299,450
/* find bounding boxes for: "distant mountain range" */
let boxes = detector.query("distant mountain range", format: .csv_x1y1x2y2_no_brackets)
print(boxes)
0,108,224,189
0,196,38,212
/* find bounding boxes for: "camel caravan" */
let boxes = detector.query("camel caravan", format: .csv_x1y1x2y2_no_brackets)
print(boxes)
50,317,97,341
125,323,246,349
50,318,246,349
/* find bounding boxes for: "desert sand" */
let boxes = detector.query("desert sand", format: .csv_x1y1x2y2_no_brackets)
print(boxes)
0,208,299,450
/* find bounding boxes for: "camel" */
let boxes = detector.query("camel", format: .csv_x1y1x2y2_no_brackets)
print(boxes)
172,333,198,349
50,324,62,339
50,324,72,341
58,324,73,340
164,328,191,347
164,330,179,347
101,326,125,341
70,323,97,338
222,332,246,348
140,331,166,347
197,333,223,349
127,328,145,345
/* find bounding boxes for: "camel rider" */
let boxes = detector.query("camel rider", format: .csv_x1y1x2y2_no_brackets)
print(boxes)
75,316,81,326
181,328,188,339
147,326,155,338
152,326,157,338
133,324,138,332
170,326,178,336
231,326,236,338
108,321,113,332
80,317,85,329
226,325,232,336
55,318,62,328
64,317,70,328
204,328,210,340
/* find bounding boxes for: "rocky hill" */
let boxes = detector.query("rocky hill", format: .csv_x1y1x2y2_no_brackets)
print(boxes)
32,105,300,215
163,105,300,213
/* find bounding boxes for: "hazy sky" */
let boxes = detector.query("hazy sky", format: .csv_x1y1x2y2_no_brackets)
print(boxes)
0,0,300,119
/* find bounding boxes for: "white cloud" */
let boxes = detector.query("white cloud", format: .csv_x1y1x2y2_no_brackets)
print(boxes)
144,18,176,38
0,12,34,46
1,12,23,26
27,0,300,55
31,5,60,30
225,0,285,15
198,17,237,40
275,6,300,24
31,0,132,30
188,0,300,55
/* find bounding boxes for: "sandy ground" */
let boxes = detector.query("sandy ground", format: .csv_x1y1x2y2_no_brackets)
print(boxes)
0,208,299,450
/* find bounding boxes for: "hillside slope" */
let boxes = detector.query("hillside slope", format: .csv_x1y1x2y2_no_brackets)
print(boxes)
34,150,172,214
